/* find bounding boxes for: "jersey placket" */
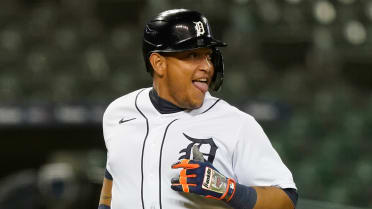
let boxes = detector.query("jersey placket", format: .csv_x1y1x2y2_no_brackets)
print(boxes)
142,117,179,209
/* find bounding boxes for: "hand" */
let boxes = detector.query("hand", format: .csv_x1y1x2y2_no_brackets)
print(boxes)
171,145,236,202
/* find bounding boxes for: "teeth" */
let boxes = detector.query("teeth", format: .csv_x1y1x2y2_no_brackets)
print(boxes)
196,78,207,82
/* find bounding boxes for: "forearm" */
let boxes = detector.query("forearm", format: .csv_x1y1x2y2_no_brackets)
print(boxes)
98,179,112,208
227,184,297,209
98,170,113,209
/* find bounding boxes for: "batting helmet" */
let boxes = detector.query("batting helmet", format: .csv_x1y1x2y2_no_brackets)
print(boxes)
142,9,227,91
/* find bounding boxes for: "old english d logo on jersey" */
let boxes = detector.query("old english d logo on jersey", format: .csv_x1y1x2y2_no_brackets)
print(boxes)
179,133,218,163
193,21,205,37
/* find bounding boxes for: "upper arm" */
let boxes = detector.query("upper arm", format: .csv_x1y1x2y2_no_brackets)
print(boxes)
233,116,296,189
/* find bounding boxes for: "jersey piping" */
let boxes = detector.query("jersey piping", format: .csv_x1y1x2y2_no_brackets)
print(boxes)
135,88,150,209
201,98,221,114
159,119,178,209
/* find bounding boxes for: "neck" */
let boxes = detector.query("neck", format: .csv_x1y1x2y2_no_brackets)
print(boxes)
153,79,181,108
149,88,185,114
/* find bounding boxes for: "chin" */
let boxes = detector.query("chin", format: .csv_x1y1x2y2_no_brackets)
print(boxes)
188,96,205,109
182,89,206,109
191,101,203,109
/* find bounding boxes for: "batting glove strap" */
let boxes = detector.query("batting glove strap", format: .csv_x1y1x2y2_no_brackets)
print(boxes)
222,178,236,202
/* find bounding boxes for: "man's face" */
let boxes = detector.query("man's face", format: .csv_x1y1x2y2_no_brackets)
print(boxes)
158,48,214,109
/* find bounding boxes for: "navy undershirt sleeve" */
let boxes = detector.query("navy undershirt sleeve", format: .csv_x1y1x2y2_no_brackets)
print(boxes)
105,169,113,180
98,204,110,209
283,188,298,206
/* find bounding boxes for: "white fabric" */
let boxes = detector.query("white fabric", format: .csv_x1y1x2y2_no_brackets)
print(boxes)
103,87,296,209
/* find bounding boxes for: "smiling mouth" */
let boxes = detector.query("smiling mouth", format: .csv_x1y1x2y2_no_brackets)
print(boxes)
192,78,209,93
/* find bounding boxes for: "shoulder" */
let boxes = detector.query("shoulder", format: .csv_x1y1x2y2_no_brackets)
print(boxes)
218,101,271,147
207,97,256,123
103,88,149,123
208,98,265,136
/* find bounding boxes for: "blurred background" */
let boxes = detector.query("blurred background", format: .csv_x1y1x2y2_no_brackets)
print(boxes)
0,0,371,208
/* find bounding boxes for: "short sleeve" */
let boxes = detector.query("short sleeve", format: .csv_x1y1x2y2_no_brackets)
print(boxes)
102,102,116,180
105,151,113,180
232,116,297,189
102,106,114,151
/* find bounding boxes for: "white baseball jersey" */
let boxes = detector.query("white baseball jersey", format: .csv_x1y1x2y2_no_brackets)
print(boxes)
103,87,296,209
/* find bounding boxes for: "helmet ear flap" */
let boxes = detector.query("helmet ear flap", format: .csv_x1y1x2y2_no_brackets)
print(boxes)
210,48,224,91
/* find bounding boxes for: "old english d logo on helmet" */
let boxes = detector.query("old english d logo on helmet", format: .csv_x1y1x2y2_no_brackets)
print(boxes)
142,9,227,91
193,21,205,37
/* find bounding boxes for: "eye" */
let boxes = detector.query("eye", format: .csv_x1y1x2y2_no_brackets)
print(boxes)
206,54,212,61
188,52,198,59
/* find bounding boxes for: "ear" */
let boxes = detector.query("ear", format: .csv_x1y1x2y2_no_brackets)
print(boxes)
149,53,167,77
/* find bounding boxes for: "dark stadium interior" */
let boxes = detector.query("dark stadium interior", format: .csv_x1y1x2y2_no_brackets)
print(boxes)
0,0,372,208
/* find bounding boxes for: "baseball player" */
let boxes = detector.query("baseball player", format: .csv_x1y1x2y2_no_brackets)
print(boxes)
98,9,298,209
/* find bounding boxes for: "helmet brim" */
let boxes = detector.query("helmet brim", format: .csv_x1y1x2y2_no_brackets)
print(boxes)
152,36,227,53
